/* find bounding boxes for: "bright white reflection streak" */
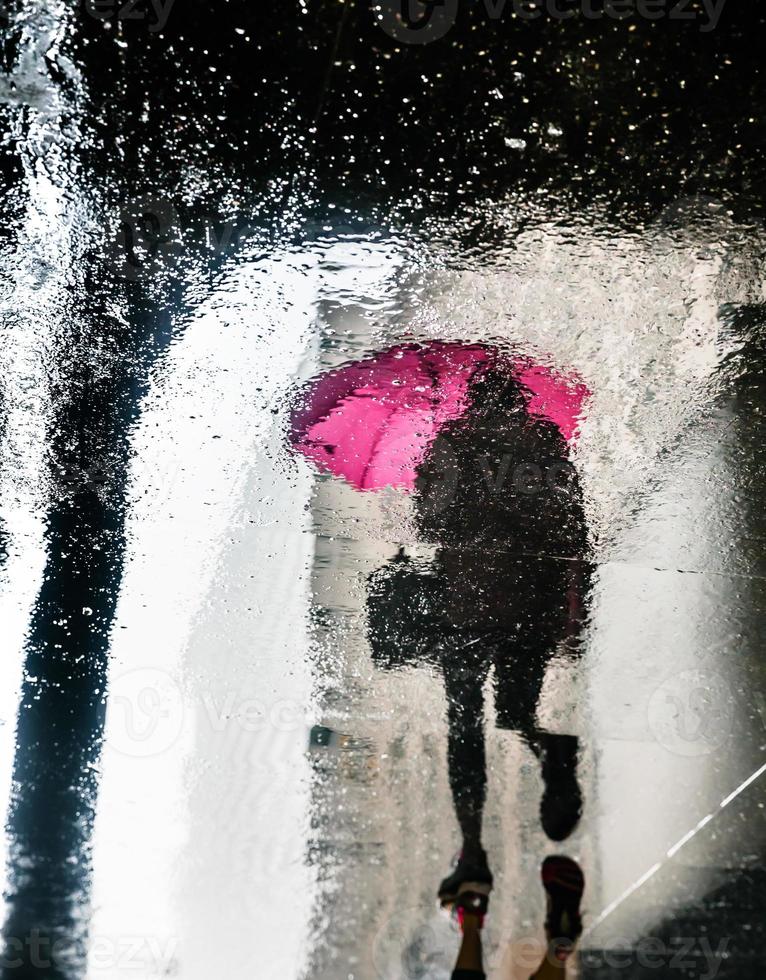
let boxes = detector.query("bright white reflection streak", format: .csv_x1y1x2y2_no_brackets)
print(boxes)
87,250,325,979
0,509,47,909
0,165,78,917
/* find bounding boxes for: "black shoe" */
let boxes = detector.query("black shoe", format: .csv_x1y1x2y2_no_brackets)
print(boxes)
438,848,493,906
539,734,583,841
542,855,585,961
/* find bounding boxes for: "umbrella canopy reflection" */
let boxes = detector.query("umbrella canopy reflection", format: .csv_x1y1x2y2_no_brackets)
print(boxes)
290,341,589,493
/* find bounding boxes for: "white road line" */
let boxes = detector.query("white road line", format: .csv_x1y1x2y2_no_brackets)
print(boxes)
584,756,766,936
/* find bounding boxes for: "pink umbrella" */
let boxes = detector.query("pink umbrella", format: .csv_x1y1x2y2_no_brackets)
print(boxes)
290,341,589,492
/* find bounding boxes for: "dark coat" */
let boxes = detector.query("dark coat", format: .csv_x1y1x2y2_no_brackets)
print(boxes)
367,370,591,732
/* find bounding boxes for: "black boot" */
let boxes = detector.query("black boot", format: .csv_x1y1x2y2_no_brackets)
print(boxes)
542,855,585,962
438,847,493,906
538,733,582,841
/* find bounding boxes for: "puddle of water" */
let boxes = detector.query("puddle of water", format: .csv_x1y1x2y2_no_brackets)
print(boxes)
0,4,764,978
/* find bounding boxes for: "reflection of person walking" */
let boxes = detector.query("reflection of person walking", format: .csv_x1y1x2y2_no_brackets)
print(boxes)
362,361,591,899
289,340,592,976
446,856,585,980
416,370,590,977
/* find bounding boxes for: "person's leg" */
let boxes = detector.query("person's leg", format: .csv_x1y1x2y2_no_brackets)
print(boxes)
492,640,548,746
452,909,485,978
529,954,567,980
493,639,583,841
494,558,591,842
529,956,567,980
439,650,493,904
445,654,488,861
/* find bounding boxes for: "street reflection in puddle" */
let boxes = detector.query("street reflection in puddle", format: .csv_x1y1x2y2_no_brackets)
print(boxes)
0,2,765,976
2,216,764,980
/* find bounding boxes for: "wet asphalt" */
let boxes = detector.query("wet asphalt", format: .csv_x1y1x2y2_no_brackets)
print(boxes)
0,1,765,978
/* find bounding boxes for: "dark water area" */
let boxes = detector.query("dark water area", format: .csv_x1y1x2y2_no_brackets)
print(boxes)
0,0,764,978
